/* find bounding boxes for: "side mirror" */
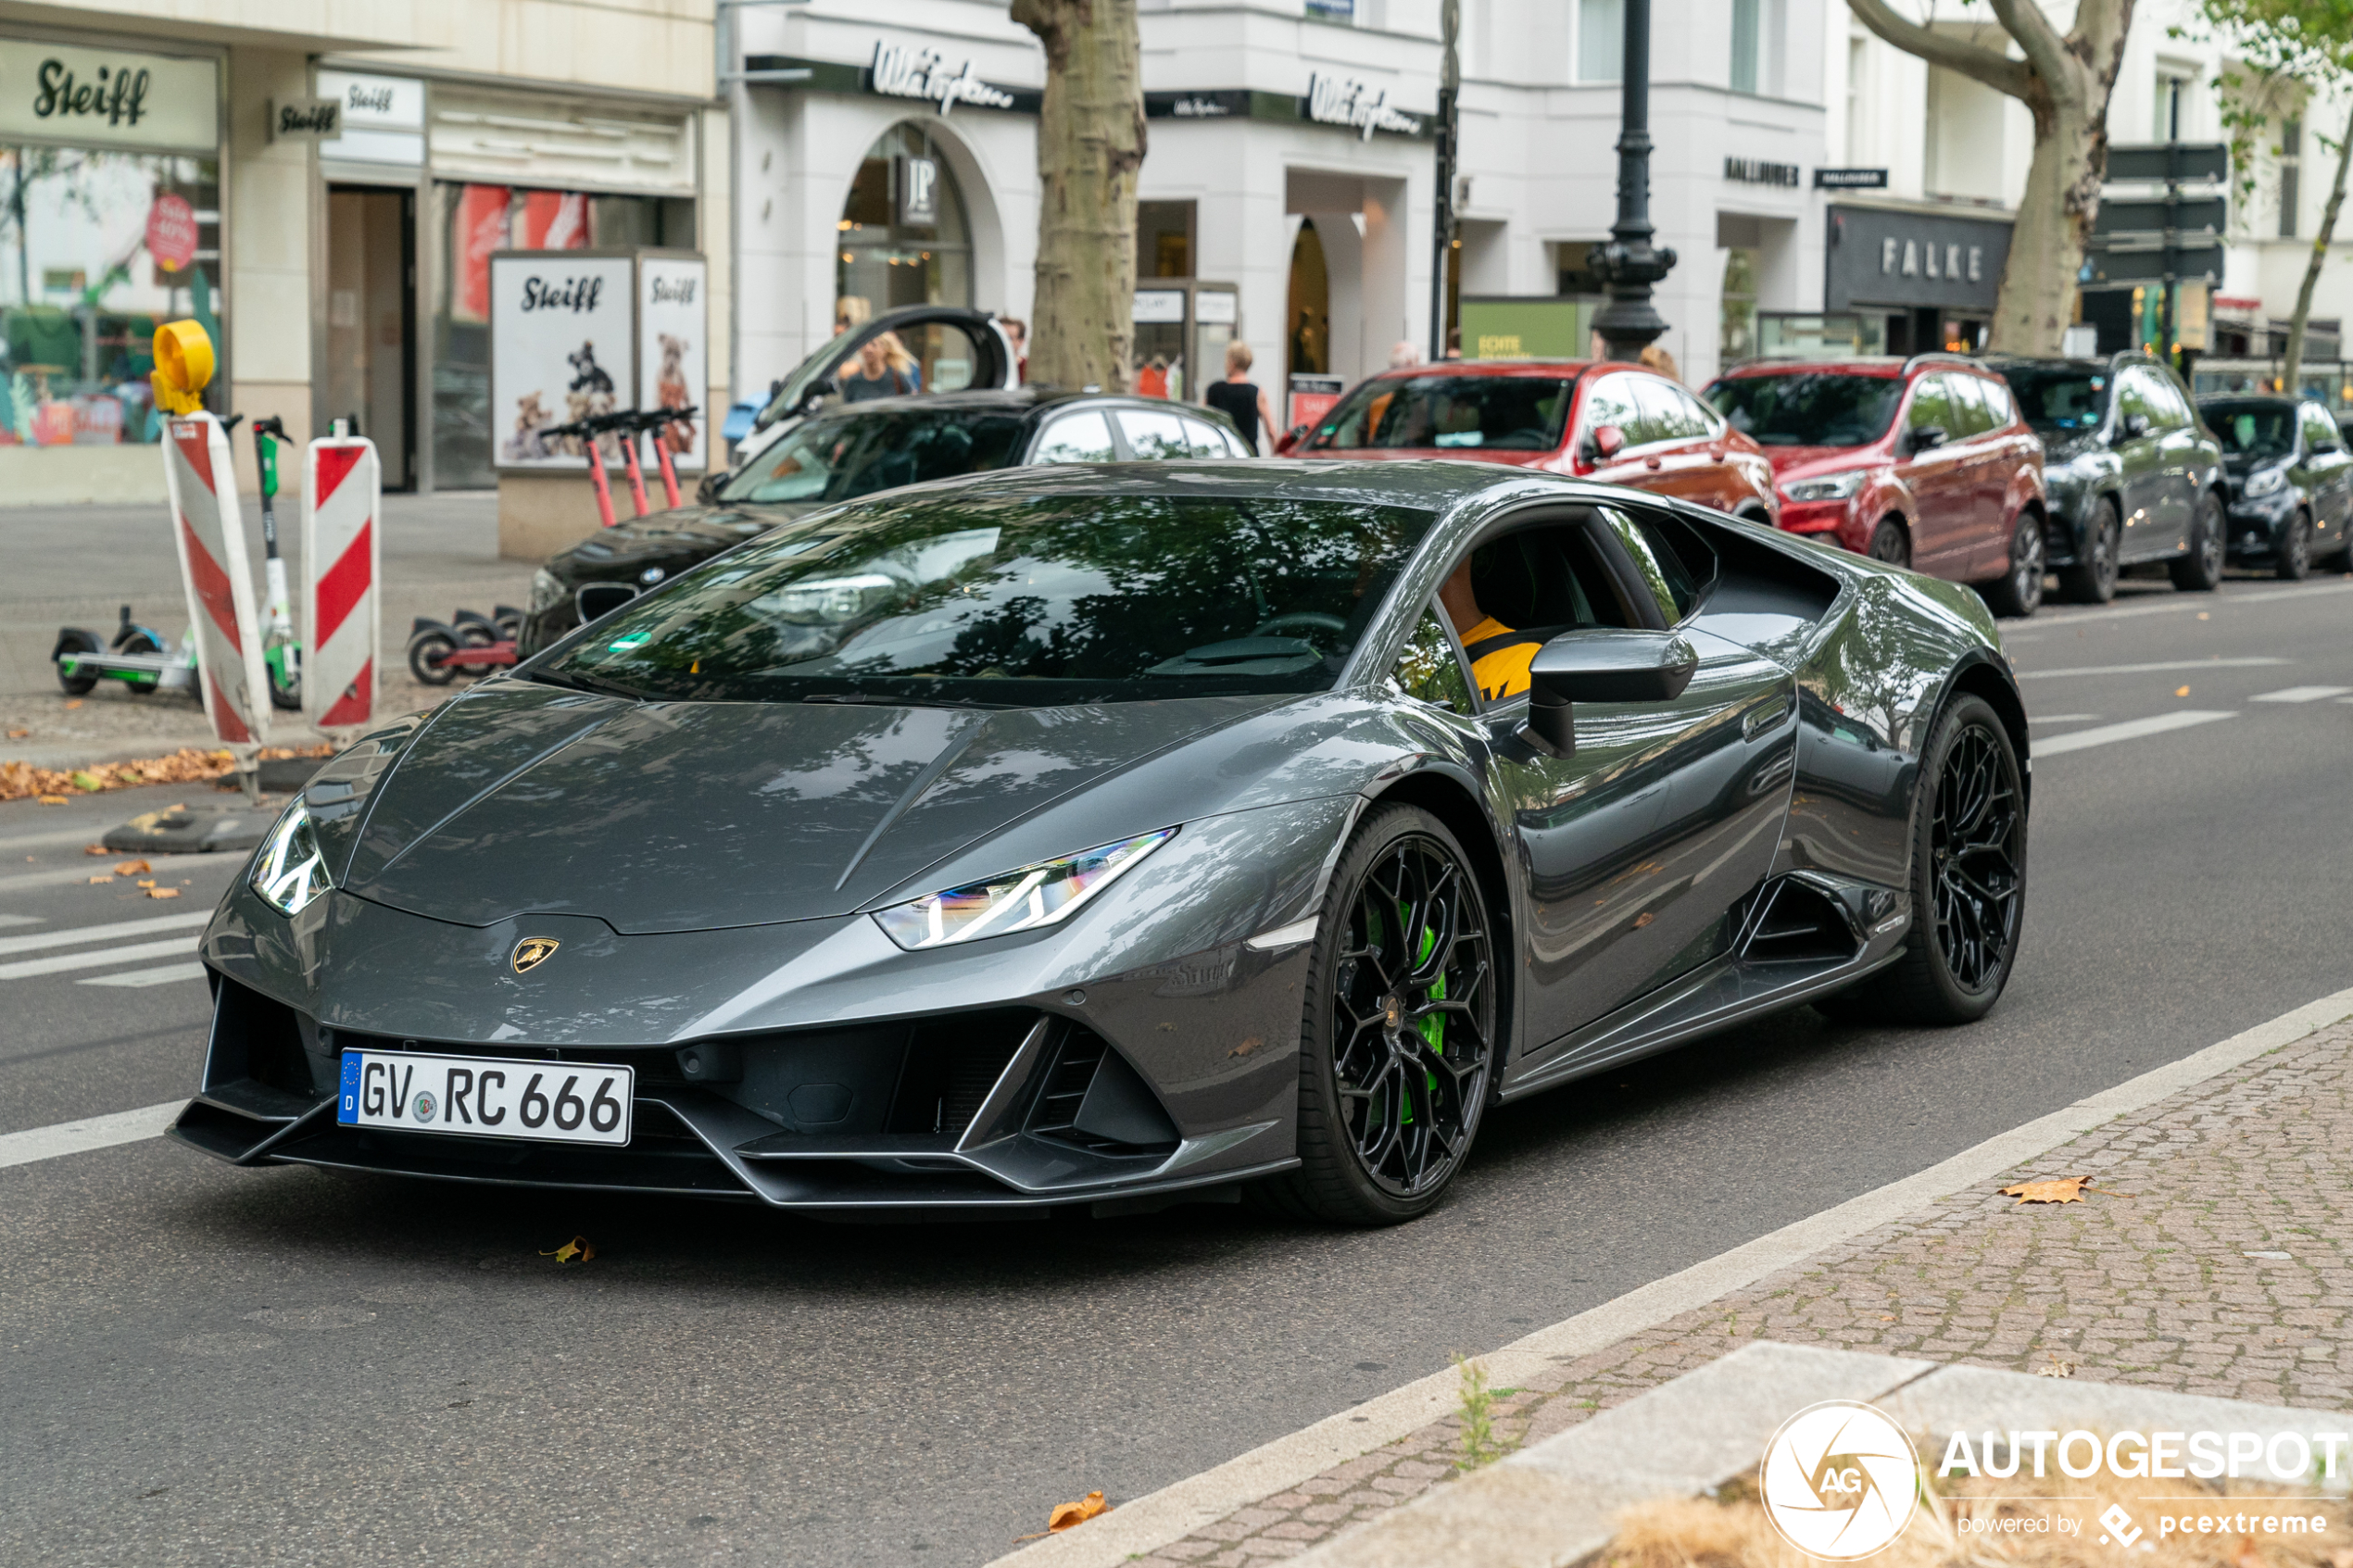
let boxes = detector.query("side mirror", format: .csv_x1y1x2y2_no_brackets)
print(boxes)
2120,412,2151,440
1521,630,1699,758
800,376,839,412
1906,423,1947,455
1589,423,1628,461
1276,422,1310,455
695,470,724,504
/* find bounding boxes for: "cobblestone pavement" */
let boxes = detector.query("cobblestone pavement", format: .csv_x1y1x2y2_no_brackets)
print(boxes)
1131,1021,2353,1564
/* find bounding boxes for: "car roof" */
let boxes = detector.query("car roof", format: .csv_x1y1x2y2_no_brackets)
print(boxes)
801,386,1214,420
871,457,1606,510
1364,360,1600,379
1718,358,1947,380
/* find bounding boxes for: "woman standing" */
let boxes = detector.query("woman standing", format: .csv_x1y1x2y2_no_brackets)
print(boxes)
1204,343,1279,455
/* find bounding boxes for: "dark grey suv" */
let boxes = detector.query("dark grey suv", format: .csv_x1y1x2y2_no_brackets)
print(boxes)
1988,352,2227,603
2197,394,2353,579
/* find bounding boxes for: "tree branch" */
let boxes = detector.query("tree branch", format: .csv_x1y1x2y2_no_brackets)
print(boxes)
1845,0,2032,101
1982,0,2081,103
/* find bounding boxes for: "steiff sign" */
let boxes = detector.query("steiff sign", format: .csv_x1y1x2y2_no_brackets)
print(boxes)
270,98,342,143
0,41,217,152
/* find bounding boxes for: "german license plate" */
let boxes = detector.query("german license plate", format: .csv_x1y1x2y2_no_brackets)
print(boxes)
337,1049,633,1146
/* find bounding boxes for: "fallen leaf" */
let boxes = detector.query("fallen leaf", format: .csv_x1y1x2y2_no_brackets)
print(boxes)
2175,685,2191,697
2001,1175,2092,1205
83,844,107,856
539,1236,595,1264
1633,911,1655,928
1049,1492,1111,1532
62,698,82,709
5,728,26,738
69,771,102,792
36,794,67,806
2196,611,2210,621
146,887,181,899
136,879,157,888
1227,1036,1264,1059
2036,1356,2075,1378
88,875,111,884
114,859,151,876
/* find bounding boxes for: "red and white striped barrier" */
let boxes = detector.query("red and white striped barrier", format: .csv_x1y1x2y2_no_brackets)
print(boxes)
302,437,382,733
162,414,271,747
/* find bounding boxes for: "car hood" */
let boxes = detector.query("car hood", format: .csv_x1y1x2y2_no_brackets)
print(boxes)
1764,445,1875,481
334,683,1292,934
548,505,809,582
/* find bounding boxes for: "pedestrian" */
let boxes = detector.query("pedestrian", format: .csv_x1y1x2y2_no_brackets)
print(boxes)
1390,340,1425,370
1640,343,1682,383
999,316,1027,382
834,295,871,339
1205,343,1279,455
839,332,916,402
1137,354,1169,398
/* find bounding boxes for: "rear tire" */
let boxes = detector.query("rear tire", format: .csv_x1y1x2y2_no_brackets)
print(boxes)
2276,510,2313,581
110,626,164,696
1815,693,2025,1026
1868,520,1910,568
408,631,459,686
1258,804,1498,1226
2057,497,2120,604
2170,491,2225,591
53,628,100,696
1981,515,2045,618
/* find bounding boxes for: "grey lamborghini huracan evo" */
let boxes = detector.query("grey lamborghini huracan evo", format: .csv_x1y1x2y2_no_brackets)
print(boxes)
178,461,2028,1224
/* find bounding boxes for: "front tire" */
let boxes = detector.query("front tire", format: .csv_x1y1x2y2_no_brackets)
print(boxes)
408,631,459,686
2058,497,2120,604
1868,520,1910,568
1818,694,2025,1025
1262,804,1498,1225
2171,491,2225,591
2277,510,2313,581
1981,515,2045,618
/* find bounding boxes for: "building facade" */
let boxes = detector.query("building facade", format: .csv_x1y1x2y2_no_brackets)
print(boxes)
0,0,728,505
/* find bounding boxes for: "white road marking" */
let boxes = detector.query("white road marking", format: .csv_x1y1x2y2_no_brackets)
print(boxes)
0,851,241,897
2004,579,2353,641
78,962,208,988
0,824,124,855
0,1101,182,1172
2251,685,2353,703
0,914,40,929
989,982,2353,1568
2031,710,2236,757
2027,713,2100,724
0,936,200,981
0,910,210,958
2015,657,2286,681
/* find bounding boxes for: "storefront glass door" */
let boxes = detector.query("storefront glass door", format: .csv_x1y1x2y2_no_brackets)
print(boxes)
324,186,414,487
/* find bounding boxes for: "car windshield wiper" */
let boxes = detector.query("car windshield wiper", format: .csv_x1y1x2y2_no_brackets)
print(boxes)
800,691,1020,710
531,668,655,702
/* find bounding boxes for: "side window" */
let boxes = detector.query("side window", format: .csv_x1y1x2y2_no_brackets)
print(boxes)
2117,371,2158,426
1390,608,1473,711
2301,403,2337,452
1183,418,1235,458
1906,375,1957,434
1438,522,1634,708
893,320,992,394
1617,510,1714,621
1947,377,1995,438
1116,408,1191,459
2151,377,2192,428
1979,379,2017,429
1581,373,1642,449
1031,411,1117,464
1632,376,1705,441
1674,384,1724,437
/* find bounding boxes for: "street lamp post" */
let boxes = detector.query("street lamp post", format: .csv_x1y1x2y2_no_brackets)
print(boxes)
1588,0,1676,363
1428,0,1460,363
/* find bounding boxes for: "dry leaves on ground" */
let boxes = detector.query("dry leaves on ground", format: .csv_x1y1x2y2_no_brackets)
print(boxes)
0,744,331,804
146,887,181,899
6,728,26,739
540,1236,595,1264
2002,1175,2095,1205
114,859,150,876
1049,1492,1111,1532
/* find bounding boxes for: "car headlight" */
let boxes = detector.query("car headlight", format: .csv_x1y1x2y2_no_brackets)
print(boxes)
872,828,1176,950
1781,470,1867,503
2246,466,2286,498
528,568,566,612
249,801,331,916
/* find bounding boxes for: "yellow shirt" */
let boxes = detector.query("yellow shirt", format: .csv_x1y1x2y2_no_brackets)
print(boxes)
1461,616,1539,704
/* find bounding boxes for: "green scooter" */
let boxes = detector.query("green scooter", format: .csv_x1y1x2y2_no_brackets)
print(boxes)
251,416,301,711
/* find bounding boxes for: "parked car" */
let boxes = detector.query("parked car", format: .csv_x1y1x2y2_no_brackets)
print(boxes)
1283,360,1780,523
2196,393,2353,579
522,387,1249,653
185,461,2027,1223
1987,352,2228,602
1704,354,2051,617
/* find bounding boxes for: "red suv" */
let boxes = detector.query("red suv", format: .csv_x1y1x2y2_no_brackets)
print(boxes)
1703,355,2050,615
1282,360,1779,522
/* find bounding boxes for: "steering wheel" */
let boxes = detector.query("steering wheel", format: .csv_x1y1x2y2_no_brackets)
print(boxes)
1252,611,1349,638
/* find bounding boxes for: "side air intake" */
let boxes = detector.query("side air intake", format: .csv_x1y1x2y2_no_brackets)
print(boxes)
1026,1028,1180,1157
1741,878,1863,966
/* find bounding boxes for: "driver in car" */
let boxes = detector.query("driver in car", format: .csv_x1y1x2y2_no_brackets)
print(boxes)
1439,557,1540,704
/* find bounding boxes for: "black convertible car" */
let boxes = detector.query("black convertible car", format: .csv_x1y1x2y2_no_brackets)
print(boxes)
181,463,2028,1223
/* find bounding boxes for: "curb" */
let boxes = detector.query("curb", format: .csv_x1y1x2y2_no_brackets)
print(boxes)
990,984,2353,1567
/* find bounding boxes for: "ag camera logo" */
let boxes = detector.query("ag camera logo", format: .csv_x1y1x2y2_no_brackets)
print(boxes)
1760,1400,1921,1559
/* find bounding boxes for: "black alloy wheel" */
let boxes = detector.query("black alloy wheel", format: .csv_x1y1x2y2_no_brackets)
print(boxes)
1265,804,1497,1224
1982,516,2045,618
2277,511,2313,582
2059,498,2120,604
2171,491,2225,591
1868,520,1911,568
1818,694,2024,1025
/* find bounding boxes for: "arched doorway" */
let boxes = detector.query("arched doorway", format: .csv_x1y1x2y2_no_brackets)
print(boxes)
837,123,975,317
1288,220,1330,376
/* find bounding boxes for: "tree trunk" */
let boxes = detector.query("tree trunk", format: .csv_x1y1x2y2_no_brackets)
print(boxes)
1989,80,2109,354
1013,0,1145,394
2283,97,2353,392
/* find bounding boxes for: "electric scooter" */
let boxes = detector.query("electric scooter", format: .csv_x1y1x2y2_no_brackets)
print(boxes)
627,405,699,510
251,415,302,710
543,411,638,529
54,606,196,696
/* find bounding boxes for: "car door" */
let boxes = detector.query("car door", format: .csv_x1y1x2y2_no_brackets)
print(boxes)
1456,509,1796,1050
1941,375,2009,575
2110,369,2172,561
1897,375,1975,573
2152,373,2204,552
2299,403,2352,541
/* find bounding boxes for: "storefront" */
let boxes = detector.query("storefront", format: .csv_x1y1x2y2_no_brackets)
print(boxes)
1824,201,2014,358
0,31,222,494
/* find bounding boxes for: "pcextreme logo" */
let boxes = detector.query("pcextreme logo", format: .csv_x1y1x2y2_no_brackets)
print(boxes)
1759,1400,1921,1560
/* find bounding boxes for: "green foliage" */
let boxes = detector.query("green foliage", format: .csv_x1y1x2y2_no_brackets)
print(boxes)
1452,1355,1515,1472
2183,0,2353,203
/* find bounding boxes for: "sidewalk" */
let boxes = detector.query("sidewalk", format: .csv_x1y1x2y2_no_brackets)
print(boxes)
1114,1017,2353,1565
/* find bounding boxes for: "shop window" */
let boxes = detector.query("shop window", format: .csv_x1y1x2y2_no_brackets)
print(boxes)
1719,247,1758,365
837,123,974,322
0,147,222,447
1288,221,1330,376
431,182,679,490
1137,201,1193,279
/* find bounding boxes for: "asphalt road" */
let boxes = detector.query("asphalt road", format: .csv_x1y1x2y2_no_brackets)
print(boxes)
6,570,2353,1566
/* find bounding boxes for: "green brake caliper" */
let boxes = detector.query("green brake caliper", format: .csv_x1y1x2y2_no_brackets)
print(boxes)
1397,904,1446,1126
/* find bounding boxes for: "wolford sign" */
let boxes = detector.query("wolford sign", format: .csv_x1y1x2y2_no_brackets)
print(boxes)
1302,73,1424,139
869,43,1018,116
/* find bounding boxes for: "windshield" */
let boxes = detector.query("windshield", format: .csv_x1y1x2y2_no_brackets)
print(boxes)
717,408,1026,506
2205,403,2297,461
1704,373,1904,447
542,491,1436,704
1308,375,1572,452
2003,367,2111,432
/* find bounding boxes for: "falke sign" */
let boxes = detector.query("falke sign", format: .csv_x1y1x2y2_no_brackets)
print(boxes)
868,42,1019,115
0,41,216,152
